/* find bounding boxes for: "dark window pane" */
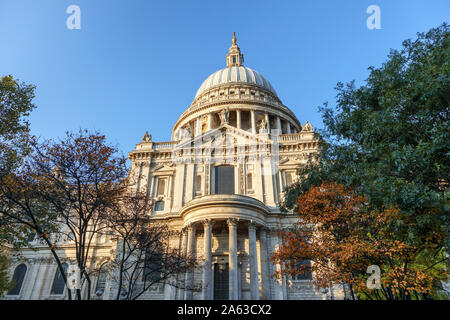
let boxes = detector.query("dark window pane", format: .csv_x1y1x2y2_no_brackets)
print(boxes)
295,260,312,280
195,175,202,194
213,263,229,300
7,264,27,295
51,263,68,295
246,173,253,190
157,179,166,196
215,166,234,194
95,264,107,295
143,252,162,282
155,201,165,211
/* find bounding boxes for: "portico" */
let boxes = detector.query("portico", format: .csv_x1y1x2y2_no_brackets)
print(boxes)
180,194,269,300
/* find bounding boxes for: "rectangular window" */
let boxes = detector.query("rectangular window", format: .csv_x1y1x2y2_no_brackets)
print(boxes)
215,166,234,194
285,172,293,186
157,178,166,196
294,260,312,280
246,173,253,192
143,251,162,282
195,175,202,196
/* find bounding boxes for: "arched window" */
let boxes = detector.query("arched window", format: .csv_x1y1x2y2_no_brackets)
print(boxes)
7,264,27,295
50,263,68,295
95,263,108,296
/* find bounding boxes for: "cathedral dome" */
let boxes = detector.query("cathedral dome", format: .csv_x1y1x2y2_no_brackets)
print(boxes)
172,33,302,140
194,66,277,99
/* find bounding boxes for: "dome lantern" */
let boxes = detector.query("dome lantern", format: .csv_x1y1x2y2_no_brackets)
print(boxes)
226,32,244,67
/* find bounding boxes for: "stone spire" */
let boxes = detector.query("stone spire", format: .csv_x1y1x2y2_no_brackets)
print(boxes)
226,32,244,67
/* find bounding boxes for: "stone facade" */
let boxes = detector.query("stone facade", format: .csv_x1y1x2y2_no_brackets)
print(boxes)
4,34,344,300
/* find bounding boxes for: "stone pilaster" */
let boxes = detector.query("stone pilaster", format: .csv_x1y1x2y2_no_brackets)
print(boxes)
250,110,256,134
227,218,239,300
259,227,270,299
202,219,213,300
184,223,196,300
248,222,259,300
236,110,241,130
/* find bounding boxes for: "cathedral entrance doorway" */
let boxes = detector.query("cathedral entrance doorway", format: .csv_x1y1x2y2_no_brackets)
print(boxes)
213,262,229,300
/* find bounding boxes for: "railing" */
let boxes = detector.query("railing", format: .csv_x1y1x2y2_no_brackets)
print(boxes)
179,94,291,122
152,141,176,149
278,133,303,142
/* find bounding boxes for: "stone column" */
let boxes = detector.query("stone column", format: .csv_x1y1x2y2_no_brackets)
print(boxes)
184,223,196,300
227,218,239,300
250,110,256,134
248,222,259,300
265,113,270,133
236,110,241,130
202,219,213,300
275,231,287,299
177,228,188,299
286,122,291,134
271,230,285,300
207,113,213,131
259,227,270,299
276,116,282,134
195,118,201,136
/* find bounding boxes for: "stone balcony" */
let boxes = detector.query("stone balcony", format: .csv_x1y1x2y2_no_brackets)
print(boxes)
180,194,269,227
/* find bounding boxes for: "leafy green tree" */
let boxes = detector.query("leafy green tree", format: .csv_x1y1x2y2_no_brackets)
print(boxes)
0,254,13,296
0,75,36,175
281,23,449,297
0,75,36,295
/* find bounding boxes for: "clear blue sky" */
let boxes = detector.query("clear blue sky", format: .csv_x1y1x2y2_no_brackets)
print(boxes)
0,0,448,156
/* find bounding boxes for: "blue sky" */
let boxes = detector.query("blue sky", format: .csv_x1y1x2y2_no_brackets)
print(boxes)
0,0,448,155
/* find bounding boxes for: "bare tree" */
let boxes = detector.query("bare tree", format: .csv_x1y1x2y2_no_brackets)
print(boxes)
0,166,72,299
22,130,129,300
106,191,199,300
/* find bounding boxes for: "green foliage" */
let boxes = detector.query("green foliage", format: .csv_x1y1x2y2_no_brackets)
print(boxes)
0,75,36,174
0,75,36,247
0,254,13,296
283,23,449,248
280,23,449,298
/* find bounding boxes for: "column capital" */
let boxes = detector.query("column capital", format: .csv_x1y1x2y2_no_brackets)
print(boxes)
172,229,183,237
186,222,196,232
248,221,258,231
259,226,270,234
202,218,214,228
226,218,239,227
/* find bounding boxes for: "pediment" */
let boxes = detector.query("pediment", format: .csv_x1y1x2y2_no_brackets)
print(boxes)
151,163,175,173
175,124,273,150
278,156,303,167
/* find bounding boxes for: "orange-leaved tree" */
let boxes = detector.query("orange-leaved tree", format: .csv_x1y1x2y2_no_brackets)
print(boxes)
271,182,448,300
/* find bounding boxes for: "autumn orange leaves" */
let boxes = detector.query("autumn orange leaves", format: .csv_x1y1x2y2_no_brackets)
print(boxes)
271,182,446,300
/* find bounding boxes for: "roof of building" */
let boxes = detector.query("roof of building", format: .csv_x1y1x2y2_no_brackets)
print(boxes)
194,32,278,99
194,66,277,99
